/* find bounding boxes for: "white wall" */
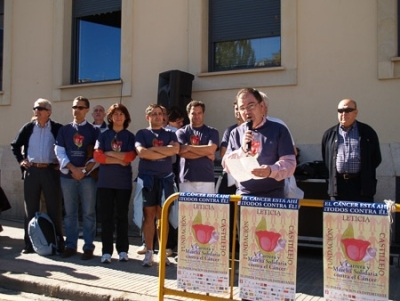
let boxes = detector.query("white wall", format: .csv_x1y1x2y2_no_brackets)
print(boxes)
1,0,399,220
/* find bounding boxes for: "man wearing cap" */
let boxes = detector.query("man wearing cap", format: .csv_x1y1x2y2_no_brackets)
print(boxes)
11,98,64,254
322,98,381,202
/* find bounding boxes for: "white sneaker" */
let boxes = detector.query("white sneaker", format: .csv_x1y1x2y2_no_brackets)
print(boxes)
119,252,129,262
142,250,154,267
101,253,111,264
137,244,147,255
166,248,173,257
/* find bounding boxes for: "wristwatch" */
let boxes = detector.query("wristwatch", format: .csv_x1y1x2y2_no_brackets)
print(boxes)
81,169,87,174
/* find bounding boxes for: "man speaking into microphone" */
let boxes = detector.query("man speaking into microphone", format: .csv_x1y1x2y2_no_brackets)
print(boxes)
222,88,296,198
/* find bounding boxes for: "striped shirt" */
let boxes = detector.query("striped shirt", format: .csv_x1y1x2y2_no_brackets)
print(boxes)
27,120,57,163
336,122,361,174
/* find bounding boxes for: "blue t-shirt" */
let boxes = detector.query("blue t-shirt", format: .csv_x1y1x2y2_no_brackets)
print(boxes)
95,129,135,190
55,122,100,179
176,124,219,183
227,120,294,196
135,127,178,177
220,124,238,149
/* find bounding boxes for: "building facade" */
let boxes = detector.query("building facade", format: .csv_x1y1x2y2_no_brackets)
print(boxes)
0,0,399,222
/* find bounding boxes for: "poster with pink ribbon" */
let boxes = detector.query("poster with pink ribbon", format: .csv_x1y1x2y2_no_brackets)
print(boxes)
177,192,230,294
238,196,299,301
323,201,391,301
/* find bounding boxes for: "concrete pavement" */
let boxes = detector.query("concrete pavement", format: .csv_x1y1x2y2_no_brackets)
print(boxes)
1,218,399,301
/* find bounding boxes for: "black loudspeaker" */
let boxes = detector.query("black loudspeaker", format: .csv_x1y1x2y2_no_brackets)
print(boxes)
157,70,194,111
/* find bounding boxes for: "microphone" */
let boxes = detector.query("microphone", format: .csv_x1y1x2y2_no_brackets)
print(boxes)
246,119,253,152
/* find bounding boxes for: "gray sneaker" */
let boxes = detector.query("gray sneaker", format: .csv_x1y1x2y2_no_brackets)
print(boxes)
119,252,129,262
101,253,111,264
142,250,154,267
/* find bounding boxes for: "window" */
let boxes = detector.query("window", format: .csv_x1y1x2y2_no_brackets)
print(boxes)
72,0,121,84
209,0,281,72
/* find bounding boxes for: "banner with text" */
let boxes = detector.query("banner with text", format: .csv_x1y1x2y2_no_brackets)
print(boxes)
177,192,230,294
238,196,299,301
323,201,391,301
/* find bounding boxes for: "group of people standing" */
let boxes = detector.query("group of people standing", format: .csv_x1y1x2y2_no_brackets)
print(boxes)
11,97,135,262
10,88,381,266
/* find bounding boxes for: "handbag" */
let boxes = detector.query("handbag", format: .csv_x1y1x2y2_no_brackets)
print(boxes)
284,176,304,199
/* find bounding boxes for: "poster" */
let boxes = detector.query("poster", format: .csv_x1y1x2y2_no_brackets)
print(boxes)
238,196,299,301
177,192,230,294
323,201,391,301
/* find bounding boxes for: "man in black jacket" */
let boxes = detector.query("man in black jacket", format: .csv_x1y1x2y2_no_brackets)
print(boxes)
11,98,64,254
322,99,381,202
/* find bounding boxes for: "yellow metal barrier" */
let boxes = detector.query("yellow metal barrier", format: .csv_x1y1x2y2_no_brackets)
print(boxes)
157,194,400,301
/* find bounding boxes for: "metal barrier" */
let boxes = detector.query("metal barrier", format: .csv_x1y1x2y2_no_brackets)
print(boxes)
157,193,400,301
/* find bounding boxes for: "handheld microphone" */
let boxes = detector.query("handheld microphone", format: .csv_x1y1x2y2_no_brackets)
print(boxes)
246,119,253,152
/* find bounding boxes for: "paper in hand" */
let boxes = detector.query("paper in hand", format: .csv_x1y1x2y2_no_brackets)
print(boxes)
225,156,263,183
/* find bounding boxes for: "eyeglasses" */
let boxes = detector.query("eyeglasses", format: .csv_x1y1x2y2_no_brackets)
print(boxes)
337,108,356,113
72,106,88,110
238,102,259,112
33,106,48,111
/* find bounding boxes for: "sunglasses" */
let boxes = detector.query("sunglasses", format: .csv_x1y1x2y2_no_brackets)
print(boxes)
33,106,48,111
337,108,356,113
72,106,88,110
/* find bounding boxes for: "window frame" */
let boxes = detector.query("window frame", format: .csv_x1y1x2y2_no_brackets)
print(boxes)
208,0,281,72
71,1,122,84
188,0,297,91
51,0,132,102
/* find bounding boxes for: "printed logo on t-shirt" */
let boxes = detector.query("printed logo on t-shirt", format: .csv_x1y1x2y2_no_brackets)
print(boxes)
73,133,84,148
152,138,164,147
249,140,261,156
190,134,200,145
111,138,122,152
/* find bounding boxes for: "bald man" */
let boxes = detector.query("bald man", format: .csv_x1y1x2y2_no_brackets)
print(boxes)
92,105,107,133
322,99,381,202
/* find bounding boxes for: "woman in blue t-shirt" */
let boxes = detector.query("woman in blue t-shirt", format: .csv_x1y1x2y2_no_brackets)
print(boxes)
94,103,136,264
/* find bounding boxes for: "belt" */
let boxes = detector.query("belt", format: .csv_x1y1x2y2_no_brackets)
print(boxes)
338,173,360,180
31,163,58,168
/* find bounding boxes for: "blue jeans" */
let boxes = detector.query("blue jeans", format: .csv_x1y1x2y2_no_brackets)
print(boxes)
60,176,96,251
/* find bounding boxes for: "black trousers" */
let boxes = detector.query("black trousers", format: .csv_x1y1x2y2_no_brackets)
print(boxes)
23,166,64,249
97,187,131,255
336,176,374,202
